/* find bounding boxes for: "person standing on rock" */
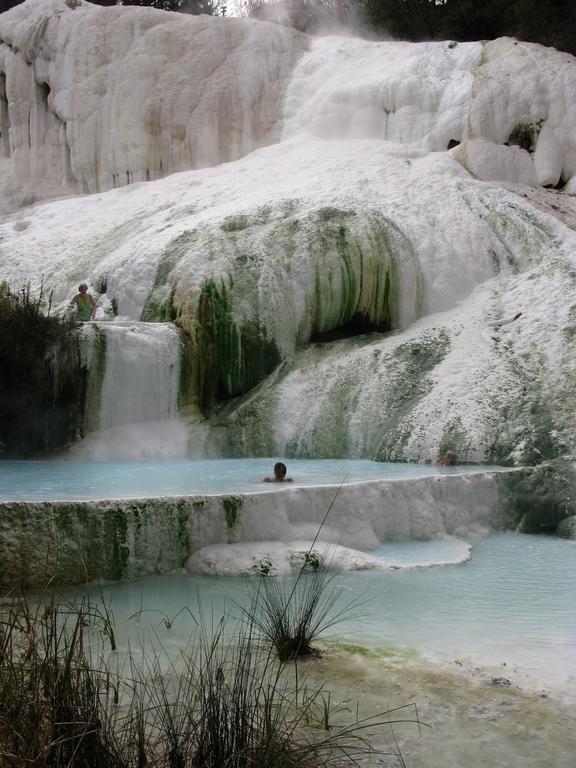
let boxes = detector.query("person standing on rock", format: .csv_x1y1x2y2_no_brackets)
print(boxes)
69,283,96,322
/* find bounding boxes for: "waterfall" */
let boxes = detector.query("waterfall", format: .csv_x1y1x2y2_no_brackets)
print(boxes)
72,321,187,460
97,322,179,429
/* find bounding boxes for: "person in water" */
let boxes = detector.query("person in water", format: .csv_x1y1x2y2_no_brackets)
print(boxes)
69,283,96,322
263,462,293,483
437,449,458,466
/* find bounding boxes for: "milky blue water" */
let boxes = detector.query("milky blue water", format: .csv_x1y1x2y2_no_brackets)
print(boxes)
60,533,575,693
0,458,506,501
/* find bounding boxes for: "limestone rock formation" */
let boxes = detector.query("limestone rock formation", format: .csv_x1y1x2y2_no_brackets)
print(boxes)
1,0,575,467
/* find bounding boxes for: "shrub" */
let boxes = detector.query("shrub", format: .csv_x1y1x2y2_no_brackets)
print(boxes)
0,281,85,457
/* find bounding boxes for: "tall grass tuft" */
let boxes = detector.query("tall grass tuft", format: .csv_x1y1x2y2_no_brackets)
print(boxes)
247,564,359,661
0,599,123,766
246,483,362,662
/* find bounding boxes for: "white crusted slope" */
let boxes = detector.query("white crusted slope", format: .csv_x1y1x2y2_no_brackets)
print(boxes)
0,0,305,197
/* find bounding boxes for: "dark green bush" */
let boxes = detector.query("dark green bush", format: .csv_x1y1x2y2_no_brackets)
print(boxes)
0,281,86,457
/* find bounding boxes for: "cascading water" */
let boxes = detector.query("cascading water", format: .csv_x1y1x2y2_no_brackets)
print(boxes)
94,322,179,429
72,321,187,460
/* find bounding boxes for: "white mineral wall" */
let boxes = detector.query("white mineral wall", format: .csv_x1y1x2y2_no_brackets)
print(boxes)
0,0,306,194
465,38,576,188
1,2,576,200
0,472,505,588
283,35,576,189
0,135,574,462
1,3,576,462
0,138,556,342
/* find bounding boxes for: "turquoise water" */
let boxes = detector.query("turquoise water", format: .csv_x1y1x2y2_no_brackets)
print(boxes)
0,458,506,501
62,533,575,692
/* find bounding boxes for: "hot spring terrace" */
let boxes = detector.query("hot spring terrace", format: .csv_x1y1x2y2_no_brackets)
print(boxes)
0,459,520,589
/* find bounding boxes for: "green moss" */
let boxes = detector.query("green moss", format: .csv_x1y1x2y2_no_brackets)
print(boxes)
223,495,243,541
104,508,129,580
562,305,576,341
132,507,142,534
221,215,249,232
316,206,356,222
147,205,423,418
194,277,281,411
205,369,278,457
177,326,194,410
54,507,74,536
309,209,418,340
486,202,555,273
221,207,273,232
438,417,471,461
485,342,565,467
140,231,201,322
141,282,177,322
324,640,413,659
177,507,190,550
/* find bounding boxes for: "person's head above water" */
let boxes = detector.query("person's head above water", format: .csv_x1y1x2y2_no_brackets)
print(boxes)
274,462,287,479
263,462,293,483
78,283,88,293
438,449,458,466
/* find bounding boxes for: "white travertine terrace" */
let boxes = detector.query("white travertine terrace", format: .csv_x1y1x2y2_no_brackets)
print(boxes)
0,471,502,587
1,2,575,197
0,0,306,194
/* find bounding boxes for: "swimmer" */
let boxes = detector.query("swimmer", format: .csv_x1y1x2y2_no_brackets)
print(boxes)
263,461,293,483
437,450,458,466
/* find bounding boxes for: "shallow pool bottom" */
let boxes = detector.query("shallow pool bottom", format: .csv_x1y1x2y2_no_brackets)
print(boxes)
70,533,575,695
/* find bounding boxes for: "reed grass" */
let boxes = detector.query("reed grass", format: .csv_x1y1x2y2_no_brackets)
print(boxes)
0,594,420,767
247,564,360,661
245,483,364,662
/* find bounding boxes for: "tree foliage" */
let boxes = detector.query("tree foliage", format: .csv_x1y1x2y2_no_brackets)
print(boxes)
0,0,226,15
1,0,573,53
90,0,226,12
241,0,576,55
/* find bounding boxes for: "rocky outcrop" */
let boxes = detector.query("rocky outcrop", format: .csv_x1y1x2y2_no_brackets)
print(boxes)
0,471,510,588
